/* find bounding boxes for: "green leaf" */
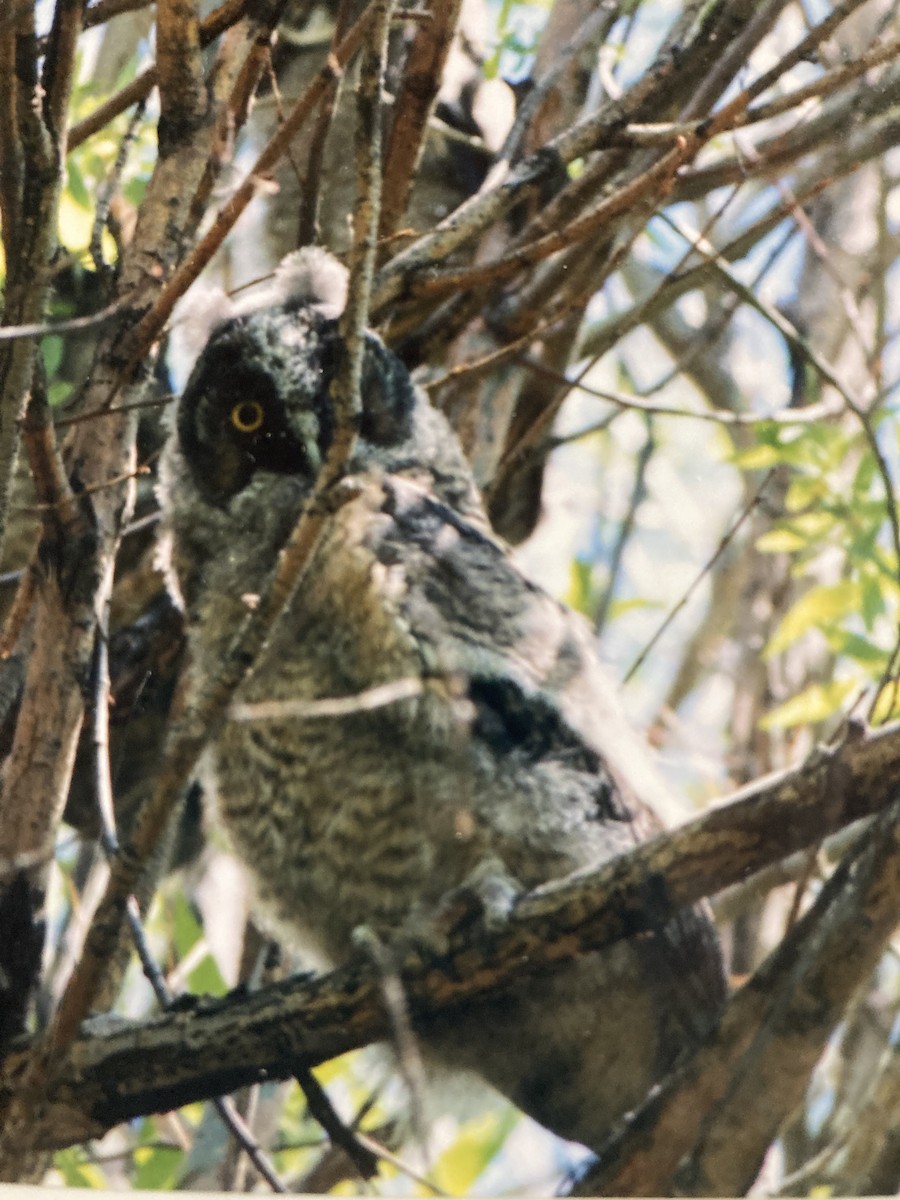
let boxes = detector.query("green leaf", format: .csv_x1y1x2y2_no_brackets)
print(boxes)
730,442,783,471
766,580,861,657
169,893,227,996
860,571,887,628
432,1109,518,1194
66,159,92,210
826,629,887,665
869,679,900,725
134,1142,184,1190
785,472,828,512
41,335,63,379
760,678,857,730
607,595,662,619
788,510,837,539
756,528,806,554
54,1147,108,1189
565,557,595,616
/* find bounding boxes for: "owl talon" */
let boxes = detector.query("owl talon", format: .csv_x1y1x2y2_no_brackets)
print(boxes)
414,857,523,953
456,857,522,933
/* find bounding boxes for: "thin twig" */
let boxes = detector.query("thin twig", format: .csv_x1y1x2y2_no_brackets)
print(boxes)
353,927,431,1168
378,0,464,246
90,99,147,274
84,0,154,27
0,298,127,342
594,419,656,636
229,678,424,722
293,1064,378,1182
521,358,844,432
623,471,777,685
294,0,353,246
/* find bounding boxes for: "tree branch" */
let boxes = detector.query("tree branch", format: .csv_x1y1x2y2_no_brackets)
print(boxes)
2,718,899,1155
575,798,900,1196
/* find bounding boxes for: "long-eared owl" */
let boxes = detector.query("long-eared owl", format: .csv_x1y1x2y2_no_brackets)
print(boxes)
157,248,725,1150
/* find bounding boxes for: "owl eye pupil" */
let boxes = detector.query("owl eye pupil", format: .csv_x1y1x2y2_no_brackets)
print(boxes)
231,400,265,433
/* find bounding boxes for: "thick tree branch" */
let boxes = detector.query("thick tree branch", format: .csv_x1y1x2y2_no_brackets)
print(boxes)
575,798,900,1196
156,0,207,148
2,718,898,1155
378,0,463,246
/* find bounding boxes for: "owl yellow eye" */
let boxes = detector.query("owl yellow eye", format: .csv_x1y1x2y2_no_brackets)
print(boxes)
230,400,265,433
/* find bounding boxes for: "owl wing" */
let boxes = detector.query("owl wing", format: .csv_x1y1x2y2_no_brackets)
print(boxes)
359,468,727,1033
366,469,677,835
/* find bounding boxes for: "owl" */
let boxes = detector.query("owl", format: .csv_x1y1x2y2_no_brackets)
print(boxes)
157,248,725,1151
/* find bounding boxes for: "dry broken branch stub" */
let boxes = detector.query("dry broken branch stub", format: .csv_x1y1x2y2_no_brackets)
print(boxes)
3,718,899,1154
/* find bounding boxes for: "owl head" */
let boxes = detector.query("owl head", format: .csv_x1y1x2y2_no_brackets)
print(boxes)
171,249,416,505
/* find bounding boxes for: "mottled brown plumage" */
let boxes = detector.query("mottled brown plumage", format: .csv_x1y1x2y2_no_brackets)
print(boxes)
157,250,725,1149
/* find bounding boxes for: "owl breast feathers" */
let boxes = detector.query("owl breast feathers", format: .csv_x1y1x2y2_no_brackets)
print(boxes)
157,249,725,1151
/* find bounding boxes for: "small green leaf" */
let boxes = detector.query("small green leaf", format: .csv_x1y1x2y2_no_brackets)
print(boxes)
54,1147,108,1189
607,595,661,618
785,472,827,512
767,580,861,657
860,571,887,628
761,679,857,729
66,159,91,210
756,528,806,554
788,511,836,539
869,679,900,725
565,558,595,616
731,443,782,471
134,1142,184,1190
826,630,887,665
169,892,227,996
432,1109,518,1194
41,335,63,379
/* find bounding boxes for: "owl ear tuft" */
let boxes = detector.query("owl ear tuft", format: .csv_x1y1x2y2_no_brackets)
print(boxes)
272,247,349,318
168,285,238,391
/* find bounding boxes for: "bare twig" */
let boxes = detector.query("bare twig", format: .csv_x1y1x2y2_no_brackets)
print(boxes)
293,1065,378,1182
623,472,777,685
293,31,342,248
230,678,424,722
354,926,430,1166
90,634,288,1194
0,299,127,343
594,419,655,636
84,0,155,28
